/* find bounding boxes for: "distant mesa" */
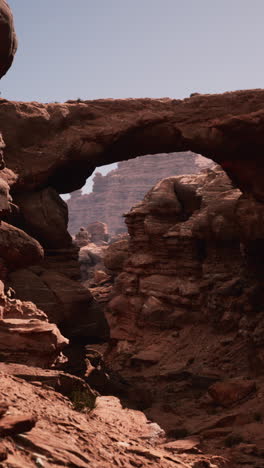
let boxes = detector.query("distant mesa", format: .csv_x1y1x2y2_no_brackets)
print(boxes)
67,152,212,235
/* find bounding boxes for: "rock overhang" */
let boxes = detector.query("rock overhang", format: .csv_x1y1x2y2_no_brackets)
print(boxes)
0,90,264,198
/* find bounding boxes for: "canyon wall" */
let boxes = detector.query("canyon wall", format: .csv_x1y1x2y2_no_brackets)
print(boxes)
67,152,211,235
102,166,264,463
0,1,262,465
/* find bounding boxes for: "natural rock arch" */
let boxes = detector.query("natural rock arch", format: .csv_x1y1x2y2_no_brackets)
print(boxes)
1,90,264,199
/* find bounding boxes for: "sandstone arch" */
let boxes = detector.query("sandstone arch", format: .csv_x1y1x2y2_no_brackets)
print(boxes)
0,89,264,199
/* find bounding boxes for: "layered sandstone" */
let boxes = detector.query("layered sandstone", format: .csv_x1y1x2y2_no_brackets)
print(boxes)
0,2,238,465
0,280,68,367
67,152,210,234
1,91,264,198
102,167,264,464
1,90,264,342
1,3,264,464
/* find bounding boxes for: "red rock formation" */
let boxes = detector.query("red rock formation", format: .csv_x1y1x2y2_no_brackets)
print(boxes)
0,6,264,463
0,221,43,271
0,370,230,467
0,4,237,466
1,90,264,341
67,152,209,234
1,91,264,199
102,167,264,461
86,221,109,244
0,280,68,367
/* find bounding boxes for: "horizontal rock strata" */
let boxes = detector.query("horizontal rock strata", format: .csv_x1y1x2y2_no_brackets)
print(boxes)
103,167,264,460
67,152,210,235
0,90,264,199
0,280,68,367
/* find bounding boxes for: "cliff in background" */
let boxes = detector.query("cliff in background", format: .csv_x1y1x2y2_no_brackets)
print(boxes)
67,152,211,234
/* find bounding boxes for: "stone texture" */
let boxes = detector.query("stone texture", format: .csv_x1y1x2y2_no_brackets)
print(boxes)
8,267,109,339
77,241,112,284
103,166,264,445
208,380,256,407
2,91,264,200
86,221,109,244
3,90,264,344
0,8,263,462
0,221,43,271
0,414,36,437
104,238,129,272
14,187,72,249
0,280,68,367
67,152,210,234
74,226,91,247
0,372,231,468
0,362,97,404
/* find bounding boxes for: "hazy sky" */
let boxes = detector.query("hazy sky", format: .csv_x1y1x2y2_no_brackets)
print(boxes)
3,0,264,192
4,0,264,102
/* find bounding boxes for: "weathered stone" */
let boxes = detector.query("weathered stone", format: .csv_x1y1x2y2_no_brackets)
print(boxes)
208,380,256,407
162,437,201,454
104,239,129,271
74,226,91,248
0,222,43,270
86,221,109,244
0,414,36,437
2,91,264,200
14,187,72,249
0,285,68,367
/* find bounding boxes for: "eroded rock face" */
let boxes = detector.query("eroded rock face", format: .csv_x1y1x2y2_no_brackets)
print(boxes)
1,91,264,199
14,187,72,249
103,167,264,452
0,280,68,367
1,90,264,341
7,266,109,340
67,152,210,235
0,221,43,272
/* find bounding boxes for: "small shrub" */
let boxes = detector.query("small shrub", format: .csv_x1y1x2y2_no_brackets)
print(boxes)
224,433,244,447
71,387,97,412
253,411,262,422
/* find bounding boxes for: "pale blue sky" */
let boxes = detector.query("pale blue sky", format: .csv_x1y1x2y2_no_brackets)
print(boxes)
3,0,264,193
4,0,264,101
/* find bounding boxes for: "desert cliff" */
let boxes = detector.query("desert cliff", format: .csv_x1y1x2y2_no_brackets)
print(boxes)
0,1,264,466
67,152,211,235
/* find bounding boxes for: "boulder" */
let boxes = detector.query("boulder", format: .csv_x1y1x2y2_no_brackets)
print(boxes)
0,281,68,367
0,0,17,79
14,187,72,249
0,222,43,270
